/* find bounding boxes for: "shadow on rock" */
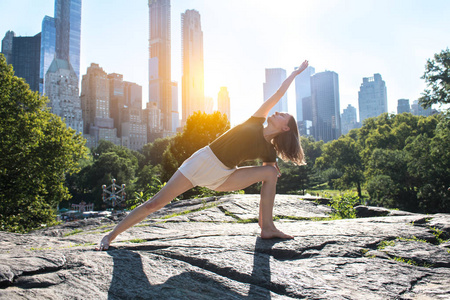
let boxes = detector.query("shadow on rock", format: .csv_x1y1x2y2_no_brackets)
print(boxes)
248,237,287,299
107,249,153,299
107,248,249,299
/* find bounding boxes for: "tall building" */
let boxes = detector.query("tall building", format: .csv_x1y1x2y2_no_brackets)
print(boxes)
295,66,315,122
108,73,125,136
302,96,313,122
411,100,432,117
143,101,162,142
1,31,41,92
217,87,231,121
107,72,147,150
80,63,119,148
149,0,172,132
181,9,205,125
358,73,387,123
1,30,15,64
397,99,410,114
171,81,179,132
120,106,147,151
310,71,341,143
341,104,358,135
54,0,81,80
263,68,287,116
40,16,56,94
124,81,143,109
45,58,83,134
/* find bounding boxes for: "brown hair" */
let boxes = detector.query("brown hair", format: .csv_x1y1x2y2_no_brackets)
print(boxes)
272,116,306,166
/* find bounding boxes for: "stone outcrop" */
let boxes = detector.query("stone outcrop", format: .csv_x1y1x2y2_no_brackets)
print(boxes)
1,194,449,299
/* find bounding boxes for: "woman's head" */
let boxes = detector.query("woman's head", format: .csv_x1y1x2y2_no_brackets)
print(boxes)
271,114,306,166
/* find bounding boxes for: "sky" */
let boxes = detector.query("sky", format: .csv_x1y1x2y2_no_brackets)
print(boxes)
1,0,449,125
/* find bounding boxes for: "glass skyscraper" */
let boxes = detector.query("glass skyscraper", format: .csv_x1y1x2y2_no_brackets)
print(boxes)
40,16,56,94
55,0,81,80
263,68,288,116
397,99,410,114
295,66,315,122
149,0,172,132
181,9,205,125
311,71,341,143
358,74,387,123
39,0,81,94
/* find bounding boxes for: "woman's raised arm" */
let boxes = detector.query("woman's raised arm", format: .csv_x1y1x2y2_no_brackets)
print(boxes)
253,60,309,119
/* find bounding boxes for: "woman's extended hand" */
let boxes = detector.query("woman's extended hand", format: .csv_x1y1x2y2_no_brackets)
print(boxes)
295,60,309,75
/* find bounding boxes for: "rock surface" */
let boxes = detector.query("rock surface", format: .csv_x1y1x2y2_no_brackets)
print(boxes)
0,194,449,299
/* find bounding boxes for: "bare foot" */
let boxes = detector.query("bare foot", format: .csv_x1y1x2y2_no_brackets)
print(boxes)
96,234,113,251
261,228,294,239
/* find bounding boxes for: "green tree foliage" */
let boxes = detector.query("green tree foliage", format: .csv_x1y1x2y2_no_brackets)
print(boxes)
0,54,87,232
316,135,364,197
276,136,323,194
360,113,449,212
68,140,139,210
328,191,360,219
161,111,230,182
419,48,450,108
141,136,174,167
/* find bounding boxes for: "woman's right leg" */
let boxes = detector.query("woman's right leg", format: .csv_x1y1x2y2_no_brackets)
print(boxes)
96,170,194,250
215,166,293,239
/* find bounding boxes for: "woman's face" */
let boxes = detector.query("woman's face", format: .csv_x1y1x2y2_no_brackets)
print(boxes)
269,112,291,132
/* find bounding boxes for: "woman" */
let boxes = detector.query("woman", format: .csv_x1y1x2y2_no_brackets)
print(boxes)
96,60,309,251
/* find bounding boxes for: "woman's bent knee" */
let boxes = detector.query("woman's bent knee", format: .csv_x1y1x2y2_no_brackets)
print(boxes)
262,165,278,182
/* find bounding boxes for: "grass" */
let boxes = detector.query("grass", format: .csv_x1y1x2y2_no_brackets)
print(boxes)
377,240,396,250
63,229,83,236
160,202,219,220
396,236,428,243
127,238,146,243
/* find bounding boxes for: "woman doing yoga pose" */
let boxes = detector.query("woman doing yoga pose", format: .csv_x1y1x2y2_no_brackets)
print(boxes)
96,60,309,251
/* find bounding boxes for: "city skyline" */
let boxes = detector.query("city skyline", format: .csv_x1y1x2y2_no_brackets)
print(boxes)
1,0,450,125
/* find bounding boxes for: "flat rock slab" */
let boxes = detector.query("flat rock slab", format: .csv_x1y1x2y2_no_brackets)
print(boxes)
1,194,449,299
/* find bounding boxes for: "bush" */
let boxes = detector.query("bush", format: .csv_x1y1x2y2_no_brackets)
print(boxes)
328,191,360,219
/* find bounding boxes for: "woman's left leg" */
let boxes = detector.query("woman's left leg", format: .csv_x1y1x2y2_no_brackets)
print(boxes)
96,170,194,250
215,166,293,239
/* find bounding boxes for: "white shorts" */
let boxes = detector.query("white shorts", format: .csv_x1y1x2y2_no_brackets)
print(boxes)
178,146,237,190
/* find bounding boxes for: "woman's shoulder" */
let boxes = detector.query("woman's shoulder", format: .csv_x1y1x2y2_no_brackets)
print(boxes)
245,115,266,125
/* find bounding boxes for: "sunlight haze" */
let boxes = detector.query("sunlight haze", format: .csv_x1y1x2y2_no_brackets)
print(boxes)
1,0,449,125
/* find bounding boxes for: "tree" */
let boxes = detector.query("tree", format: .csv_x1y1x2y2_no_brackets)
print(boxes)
419,48,450,109
161,111,230,181
316,136,364,197
0,54,87,232
72,142,140,209
141,136,174,167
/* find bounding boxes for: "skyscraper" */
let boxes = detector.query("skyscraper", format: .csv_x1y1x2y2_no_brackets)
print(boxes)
310,71,341,143
263,68,287,116
149,0,172,132
358,73,387,123
295,66,315,122
40,16,56,94
1,31,41,92
218,87,231,121
45,58,83,134
397,99,410,114
181,9,205,125
80,63,120,148
1,30,15,64
54,0,81,80
411,100,432,117
341,104,358,135
171,81,179,132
